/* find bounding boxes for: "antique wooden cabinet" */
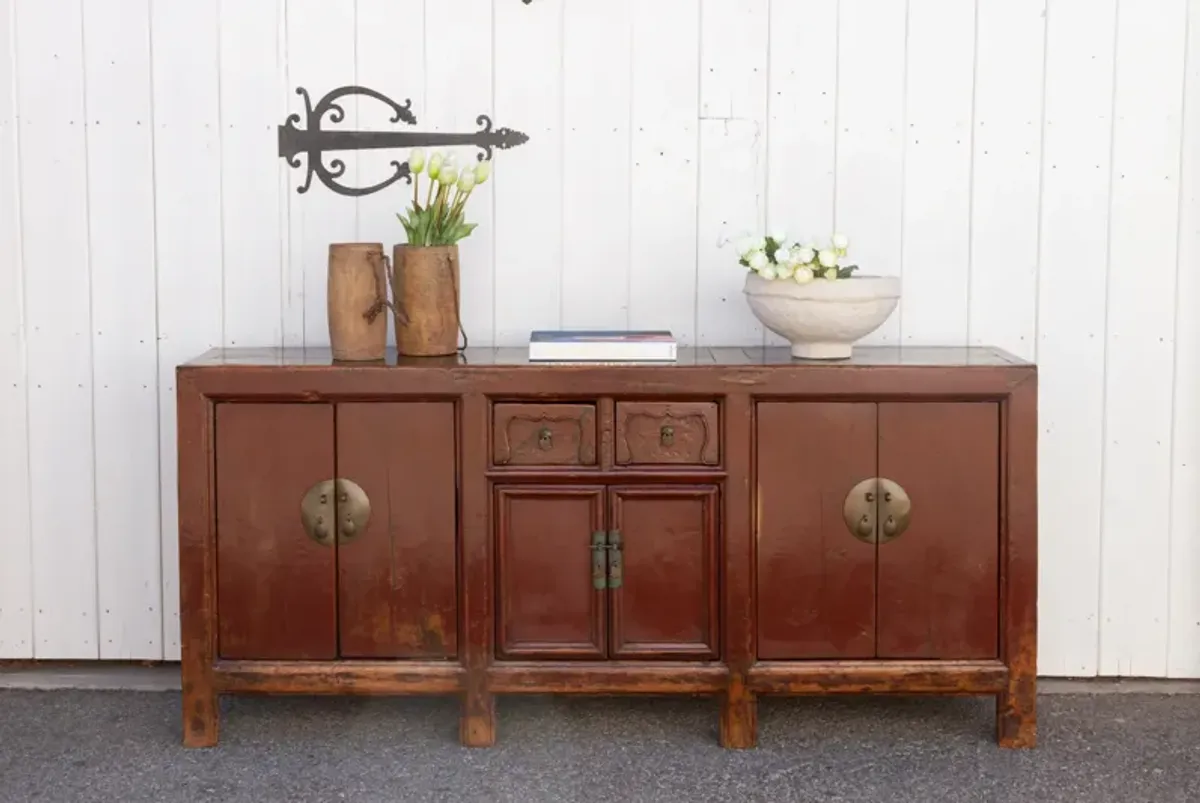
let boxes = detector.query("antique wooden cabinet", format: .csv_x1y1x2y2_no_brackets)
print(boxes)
177,346,1037,749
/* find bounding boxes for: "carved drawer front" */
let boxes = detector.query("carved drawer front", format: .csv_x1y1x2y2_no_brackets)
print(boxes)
493,403,597,466
615,402,720,466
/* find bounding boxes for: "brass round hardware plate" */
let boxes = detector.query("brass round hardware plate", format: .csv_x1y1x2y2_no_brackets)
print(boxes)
876,478,911,544
301,478,371,547
335,478,371,545
843,478,912,545
300,479,337,546
843,478,879,544
660,425,675,446
537,427,553,451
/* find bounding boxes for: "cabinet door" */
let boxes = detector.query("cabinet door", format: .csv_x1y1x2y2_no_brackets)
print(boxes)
877,403,1000,659
609,486,719,659
216,403,336,660
756,402,877,659
496,486,606,659
337,402,458,659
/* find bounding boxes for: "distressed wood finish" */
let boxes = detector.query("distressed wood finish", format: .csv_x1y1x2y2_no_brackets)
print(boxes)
608,485,719,660
177,373,217,747
492,403,598,466
177,345,1037,750
614,401,720,465
495,486,607,659
336,402,458,659
214,661,464,694
876,402,1001,659
327,243,388,362
756,402,877,660
749,660,1009,694
459,393,495,747
214,403,337,661
998,373,1039,748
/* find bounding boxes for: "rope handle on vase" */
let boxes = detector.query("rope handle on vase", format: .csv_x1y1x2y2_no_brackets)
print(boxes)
444,252,469,352
364,250,404,325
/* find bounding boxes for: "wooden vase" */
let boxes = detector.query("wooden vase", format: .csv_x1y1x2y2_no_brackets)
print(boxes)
328,243,389,361
391,244,462,357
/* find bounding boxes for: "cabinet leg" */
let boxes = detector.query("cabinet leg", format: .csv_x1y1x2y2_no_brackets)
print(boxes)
181,683,219,748
460,688,496,748
719,682,757,749
996,678,1037,748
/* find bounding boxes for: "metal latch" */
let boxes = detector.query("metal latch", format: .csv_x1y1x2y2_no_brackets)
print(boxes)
591,530,607,589
590,529,624,589
606,529,623,589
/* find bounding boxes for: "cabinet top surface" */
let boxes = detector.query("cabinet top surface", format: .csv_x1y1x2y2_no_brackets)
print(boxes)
182,345,1031,369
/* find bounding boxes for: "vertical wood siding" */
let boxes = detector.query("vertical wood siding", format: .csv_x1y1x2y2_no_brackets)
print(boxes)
0,0,1197,677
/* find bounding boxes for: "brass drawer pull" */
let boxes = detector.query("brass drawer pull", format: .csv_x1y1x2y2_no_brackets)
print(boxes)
537,427,553,451
660,425,675,446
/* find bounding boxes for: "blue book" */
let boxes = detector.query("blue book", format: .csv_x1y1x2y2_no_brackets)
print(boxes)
528,330,678,362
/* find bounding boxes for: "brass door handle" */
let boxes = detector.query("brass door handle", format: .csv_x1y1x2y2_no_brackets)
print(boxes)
301,480,337,546
335,478,370,545
301,478,371,546
843,478,911,544
876,479,911,544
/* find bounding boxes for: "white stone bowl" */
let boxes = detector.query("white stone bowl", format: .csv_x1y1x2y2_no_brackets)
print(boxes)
743,273,901,360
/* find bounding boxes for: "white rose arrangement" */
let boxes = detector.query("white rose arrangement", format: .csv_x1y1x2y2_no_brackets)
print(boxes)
732,230,858,284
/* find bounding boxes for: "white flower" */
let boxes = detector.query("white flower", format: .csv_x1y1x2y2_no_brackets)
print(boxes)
409,148,426,175
457,169,476,193
818,249,838,269
736,236,759,258
774,261,795,279
770,228,788,244
774,247,791,266
439,164,460,185
824,268,839,280
794,246,816,265
831,233,849,251
428,151,444,180
748,251,769,271
793,266,814,284
474,159,493,185
759,264,778,280
752,236,767,253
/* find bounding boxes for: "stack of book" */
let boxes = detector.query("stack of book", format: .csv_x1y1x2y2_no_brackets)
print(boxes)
527,330,677,363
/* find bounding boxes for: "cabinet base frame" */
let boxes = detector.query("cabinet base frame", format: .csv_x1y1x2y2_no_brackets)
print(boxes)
183,659,1032,750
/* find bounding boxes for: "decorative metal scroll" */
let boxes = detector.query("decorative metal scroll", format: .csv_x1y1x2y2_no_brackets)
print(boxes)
278,85,531,197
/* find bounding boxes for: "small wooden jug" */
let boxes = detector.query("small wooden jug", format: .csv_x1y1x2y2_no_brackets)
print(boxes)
327,243,389,361
391,244,464,357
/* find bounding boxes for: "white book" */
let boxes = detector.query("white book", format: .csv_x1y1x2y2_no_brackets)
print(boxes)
528,330,678,362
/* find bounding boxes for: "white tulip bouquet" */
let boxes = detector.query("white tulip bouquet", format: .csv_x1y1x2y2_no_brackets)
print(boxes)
732,231,859,283
397,148,493,247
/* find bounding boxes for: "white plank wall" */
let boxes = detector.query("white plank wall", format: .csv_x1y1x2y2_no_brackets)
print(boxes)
0,0,1197,677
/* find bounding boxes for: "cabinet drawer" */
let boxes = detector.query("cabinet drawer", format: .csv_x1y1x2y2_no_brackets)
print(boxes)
493,403,597,466
615,402,720,466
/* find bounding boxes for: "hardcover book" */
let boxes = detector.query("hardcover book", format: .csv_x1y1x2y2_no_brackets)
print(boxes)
528,330,678,362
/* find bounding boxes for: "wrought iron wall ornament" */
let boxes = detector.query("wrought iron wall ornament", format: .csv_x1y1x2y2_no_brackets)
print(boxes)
278,85,531,197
